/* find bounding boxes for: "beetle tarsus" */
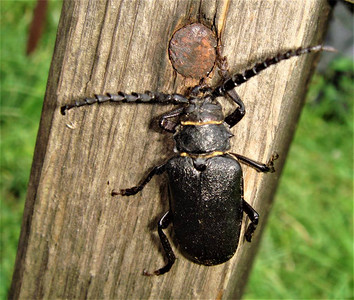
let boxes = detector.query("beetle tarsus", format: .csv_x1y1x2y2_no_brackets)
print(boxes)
266,152,279,173
61,105,68,115
142,269,154,276
244,223,257,242
119,187,141,196
111,190,119,196
111,188,138,196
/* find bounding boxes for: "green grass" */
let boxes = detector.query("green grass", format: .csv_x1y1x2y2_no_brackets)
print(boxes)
0,1,62,298
1,1,353,299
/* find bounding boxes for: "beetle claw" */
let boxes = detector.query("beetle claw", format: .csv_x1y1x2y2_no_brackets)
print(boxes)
111,190,119,196
266,152,279,173
111,187,139,196
271,152,279,161
142,269,160,276
245,223,257,242
120,187,140,196
142,269,153,276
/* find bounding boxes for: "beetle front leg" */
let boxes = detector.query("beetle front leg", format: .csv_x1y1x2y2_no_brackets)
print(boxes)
231,152,279,173
224,90,246,128
159,107,185,133
112,163,166,196
143,211,176,276
216,48,246,128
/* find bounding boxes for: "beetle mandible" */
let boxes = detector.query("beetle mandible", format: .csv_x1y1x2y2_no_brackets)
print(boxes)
61,44,332,275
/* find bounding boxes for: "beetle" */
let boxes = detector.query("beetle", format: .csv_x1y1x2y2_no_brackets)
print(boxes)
61,44,332,275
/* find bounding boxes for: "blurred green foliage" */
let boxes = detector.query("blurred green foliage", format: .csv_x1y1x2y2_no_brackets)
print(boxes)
1,1,62,298
1,1,352,299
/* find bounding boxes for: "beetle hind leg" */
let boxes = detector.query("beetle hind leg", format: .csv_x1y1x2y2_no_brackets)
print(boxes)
240,177,260,242
143,211,176,276
243,200,259,242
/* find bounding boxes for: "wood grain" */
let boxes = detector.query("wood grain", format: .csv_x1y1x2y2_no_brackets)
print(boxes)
10,0,332,299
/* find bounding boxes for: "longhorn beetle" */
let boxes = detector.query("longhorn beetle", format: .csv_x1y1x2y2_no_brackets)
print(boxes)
61,44,333,275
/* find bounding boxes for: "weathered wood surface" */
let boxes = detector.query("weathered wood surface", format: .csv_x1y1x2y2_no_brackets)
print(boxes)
10,0,331,299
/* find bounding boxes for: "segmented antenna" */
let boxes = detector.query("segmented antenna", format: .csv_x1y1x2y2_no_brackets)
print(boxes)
213,45,336,97
61,91,188,115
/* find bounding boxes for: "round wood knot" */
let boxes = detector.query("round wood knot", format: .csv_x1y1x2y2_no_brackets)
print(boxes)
169,23,217,79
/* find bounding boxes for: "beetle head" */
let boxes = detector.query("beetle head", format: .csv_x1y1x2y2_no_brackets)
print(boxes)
181,96,224,124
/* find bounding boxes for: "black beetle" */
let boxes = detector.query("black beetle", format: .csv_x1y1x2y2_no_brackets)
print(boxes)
61,45,332,275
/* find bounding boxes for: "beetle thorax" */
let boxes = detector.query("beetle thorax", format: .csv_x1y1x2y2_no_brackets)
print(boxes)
174,97,233,155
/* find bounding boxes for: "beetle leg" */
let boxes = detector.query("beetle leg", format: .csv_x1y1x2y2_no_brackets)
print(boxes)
215,46,246,128
243,198,259,242
160,107,185,133
224,89,246,128
216,44,230,79
239,176,259,242
230,152,279,173
240,177,259,242
112,163,166,196
143,211,176,276
188,77,211,97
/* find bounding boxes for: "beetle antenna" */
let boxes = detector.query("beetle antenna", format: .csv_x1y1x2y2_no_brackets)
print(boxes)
213,45,336,97
60,91,188,115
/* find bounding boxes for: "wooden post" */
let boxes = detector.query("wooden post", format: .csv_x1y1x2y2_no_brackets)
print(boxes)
10,1,332,299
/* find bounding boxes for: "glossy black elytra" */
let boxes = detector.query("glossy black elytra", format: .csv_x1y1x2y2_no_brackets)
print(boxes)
61,45,333,275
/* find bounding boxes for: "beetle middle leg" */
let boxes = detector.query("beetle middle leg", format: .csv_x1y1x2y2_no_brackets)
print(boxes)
143,211,176,276
112,163,167,196
231,152,279,173
113,163,176,275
